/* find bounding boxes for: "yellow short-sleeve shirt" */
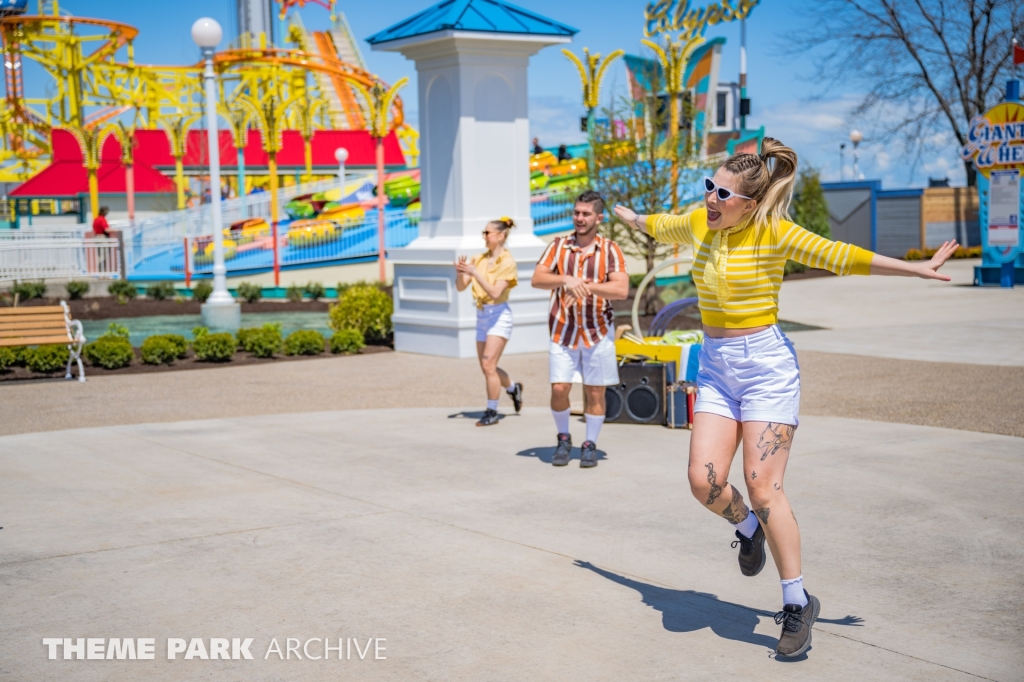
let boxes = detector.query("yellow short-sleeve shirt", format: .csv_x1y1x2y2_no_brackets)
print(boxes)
471,250,518,308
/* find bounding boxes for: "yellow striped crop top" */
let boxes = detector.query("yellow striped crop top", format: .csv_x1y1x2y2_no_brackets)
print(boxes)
648,208,874,328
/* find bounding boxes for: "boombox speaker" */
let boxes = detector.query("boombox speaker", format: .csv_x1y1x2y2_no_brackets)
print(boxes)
605,362,666,424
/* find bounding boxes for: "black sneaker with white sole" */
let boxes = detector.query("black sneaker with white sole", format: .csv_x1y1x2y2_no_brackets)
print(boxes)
730,523,767,576
509,383,523,413
774,591,820,658
476,409,499,426
579,440,598,468
552,433,572,466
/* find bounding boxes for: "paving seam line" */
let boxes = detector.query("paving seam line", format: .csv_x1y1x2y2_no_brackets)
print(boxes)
111,428,999,680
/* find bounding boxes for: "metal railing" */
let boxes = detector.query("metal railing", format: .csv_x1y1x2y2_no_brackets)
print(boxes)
0,236,121,283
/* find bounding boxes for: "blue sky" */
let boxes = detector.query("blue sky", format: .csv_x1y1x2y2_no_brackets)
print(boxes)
43,1,967,187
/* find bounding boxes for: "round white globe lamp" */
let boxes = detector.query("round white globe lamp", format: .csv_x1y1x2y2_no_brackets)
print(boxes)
335,147,348,200
849,129,864,180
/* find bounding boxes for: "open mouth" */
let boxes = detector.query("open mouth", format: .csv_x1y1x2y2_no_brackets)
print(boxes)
707,207,722,222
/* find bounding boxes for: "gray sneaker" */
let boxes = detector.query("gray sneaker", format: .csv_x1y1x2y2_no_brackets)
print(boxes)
579,440,598,468
731,523,767,576
774,591,820,658
552,433,572,466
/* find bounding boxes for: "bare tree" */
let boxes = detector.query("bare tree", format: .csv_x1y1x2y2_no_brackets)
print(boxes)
794,0,1024,185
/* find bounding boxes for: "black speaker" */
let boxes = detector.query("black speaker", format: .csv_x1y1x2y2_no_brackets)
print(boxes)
606,362,666,425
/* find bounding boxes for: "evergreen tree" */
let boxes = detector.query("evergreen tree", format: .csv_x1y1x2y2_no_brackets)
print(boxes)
786,167,831,274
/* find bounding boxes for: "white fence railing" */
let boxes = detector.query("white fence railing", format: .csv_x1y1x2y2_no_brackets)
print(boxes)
0,237,121,283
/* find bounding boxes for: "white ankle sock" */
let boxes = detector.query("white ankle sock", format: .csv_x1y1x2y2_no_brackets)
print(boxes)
486,399,498,411
584,413,605,444
781,576,808,607
732,510,759,539
505,380,517,393
552,408,571,434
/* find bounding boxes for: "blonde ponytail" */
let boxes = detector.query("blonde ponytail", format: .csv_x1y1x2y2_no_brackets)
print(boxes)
722,137,798,234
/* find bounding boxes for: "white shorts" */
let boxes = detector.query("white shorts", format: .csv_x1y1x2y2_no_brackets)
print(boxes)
476,303,513,342
694,325,800,425
549,331,620,386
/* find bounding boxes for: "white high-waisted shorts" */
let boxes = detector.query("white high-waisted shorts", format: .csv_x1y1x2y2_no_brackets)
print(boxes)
549,330,620,386
476,302,513,342
694,325,800,426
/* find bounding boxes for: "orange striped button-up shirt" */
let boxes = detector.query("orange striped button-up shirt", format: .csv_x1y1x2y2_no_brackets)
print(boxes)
537,233,626,349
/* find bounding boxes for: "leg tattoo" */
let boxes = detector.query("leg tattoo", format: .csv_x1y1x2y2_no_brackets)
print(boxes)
720,484,750,523
757,423,794,461
750,471,757,480
754,507,770,525
705,463,723,506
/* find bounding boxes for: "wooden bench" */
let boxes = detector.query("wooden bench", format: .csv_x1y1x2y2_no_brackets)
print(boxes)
0,301,86,381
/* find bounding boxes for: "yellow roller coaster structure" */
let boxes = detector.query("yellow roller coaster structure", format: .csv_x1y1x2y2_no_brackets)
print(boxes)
0,0,418,185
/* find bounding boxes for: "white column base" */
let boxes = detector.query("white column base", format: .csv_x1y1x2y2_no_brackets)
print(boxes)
200,302,242,332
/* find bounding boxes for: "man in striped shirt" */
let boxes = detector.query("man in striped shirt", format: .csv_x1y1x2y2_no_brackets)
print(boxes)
532,190,629,468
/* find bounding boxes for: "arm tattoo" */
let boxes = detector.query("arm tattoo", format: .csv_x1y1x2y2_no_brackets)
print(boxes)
704,463,723,506
757,423,794,461
754,507,770,525
720,484,750,524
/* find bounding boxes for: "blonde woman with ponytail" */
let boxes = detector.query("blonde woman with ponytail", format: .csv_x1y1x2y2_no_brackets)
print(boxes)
455,217,524,427
614,138,958,658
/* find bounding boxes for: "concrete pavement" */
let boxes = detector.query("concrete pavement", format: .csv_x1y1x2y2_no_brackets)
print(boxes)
2,408,1021,681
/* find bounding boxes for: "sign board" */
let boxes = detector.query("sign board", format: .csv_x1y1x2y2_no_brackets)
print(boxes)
961,102,1024,176
988,169,1021,247
644,0,760,39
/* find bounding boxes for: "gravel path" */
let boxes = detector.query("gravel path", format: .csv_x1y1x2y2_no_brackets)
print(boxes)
3,349,1021,438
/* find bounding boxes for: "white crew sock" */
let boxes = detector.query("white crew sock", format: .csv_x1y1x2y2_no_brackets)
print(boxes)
486,399,499,412
781,576,809,607
732,510,760,539
552,408,571,435
505,379,517,393
584,413,605,444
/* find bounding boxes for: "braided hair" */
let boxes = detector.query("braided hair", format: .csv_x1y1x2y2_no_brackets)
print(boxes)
721,137,798,233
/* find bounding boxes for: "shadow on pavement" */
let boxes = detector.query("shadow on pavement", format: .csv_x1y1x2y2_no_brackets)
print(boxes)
574,560,863,655
447,411,515,422
515,446,608,464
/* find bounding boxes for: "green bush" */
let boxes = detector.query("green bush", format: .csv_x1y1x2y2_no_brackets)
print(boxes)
304,281,326,301
105,322,130,339
24,344,70,373
0,346,16,369
147,281,177,301
328,284,393,342
192,326,209,340
283,329,325,356
83,335,133,369
65,280,90,299
335,279,382,299
192,280,213,303
286,284,304,302
192,332,235,362
236,281,262,303
237,324,282,358
140,334,188,365
13,281,47,300
784,260,808,276
108,280,137,303
329,329,364,355
8,345,27,366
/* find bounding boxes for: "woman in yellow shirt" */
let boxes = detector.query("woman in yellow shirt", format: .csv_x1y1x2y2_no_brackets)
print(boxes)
455,217,524,427
613,138,957,658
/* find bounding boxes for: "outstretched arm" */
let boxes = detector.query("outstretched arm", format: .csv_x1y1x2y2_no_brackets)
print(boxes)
869,240,959,281
614,205,692,245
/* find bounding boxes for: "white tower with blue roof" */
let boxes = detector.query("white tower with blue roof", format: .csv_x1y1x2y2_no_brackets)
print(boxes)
368,0,577,357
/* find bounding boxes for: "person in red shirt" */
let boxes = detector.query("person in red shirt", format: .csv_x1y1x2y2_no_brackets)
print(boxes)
92,206,110,236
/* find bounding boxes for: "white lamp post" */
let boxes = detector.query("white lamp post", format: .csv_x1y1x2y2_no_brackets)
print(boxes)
192,17,240,330
849,129,864,180
334,147,348,201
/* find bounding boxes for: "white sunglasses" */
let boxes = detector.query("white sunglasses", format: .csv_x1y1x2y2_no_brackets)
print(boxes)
704,176,753,201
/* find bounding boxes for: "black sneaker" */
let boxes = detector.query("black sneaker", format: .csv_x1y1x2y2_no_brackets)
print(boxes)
730,523,766,577
552,433,572,466
476,409,499,426
579,440,598,468
509,383,523,413
774,591,820,658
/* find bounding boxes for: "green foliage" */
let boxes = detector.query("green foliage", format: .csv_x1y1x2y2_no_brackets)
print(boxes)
192,332,235,362
0,346,15,369
283,329,325,356
192,326,209,340
237,323,282,358
140,334,188,365
65,280,90,299
286,284,305,302
24,344,71,372
108,280,137,303
8,345,27,366
791,167,831,239
629,273,646,289
83,335,134,369
147,281,177,301
328,284,393,342
335,280,383,299
304,281,326,301
13,281,47,300
329,329,364,355
105,322,130,339
236,281,262,303
784,260,808,276
191,280,213,303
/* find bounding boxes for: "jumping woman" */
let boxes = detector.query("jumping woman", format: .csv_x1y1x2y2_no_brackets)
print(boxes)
455,217,524,427
613,138,958,658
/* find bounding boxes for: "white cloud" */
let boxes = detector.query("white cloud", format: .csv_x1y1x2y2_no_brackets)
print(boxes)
529,96,588,148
